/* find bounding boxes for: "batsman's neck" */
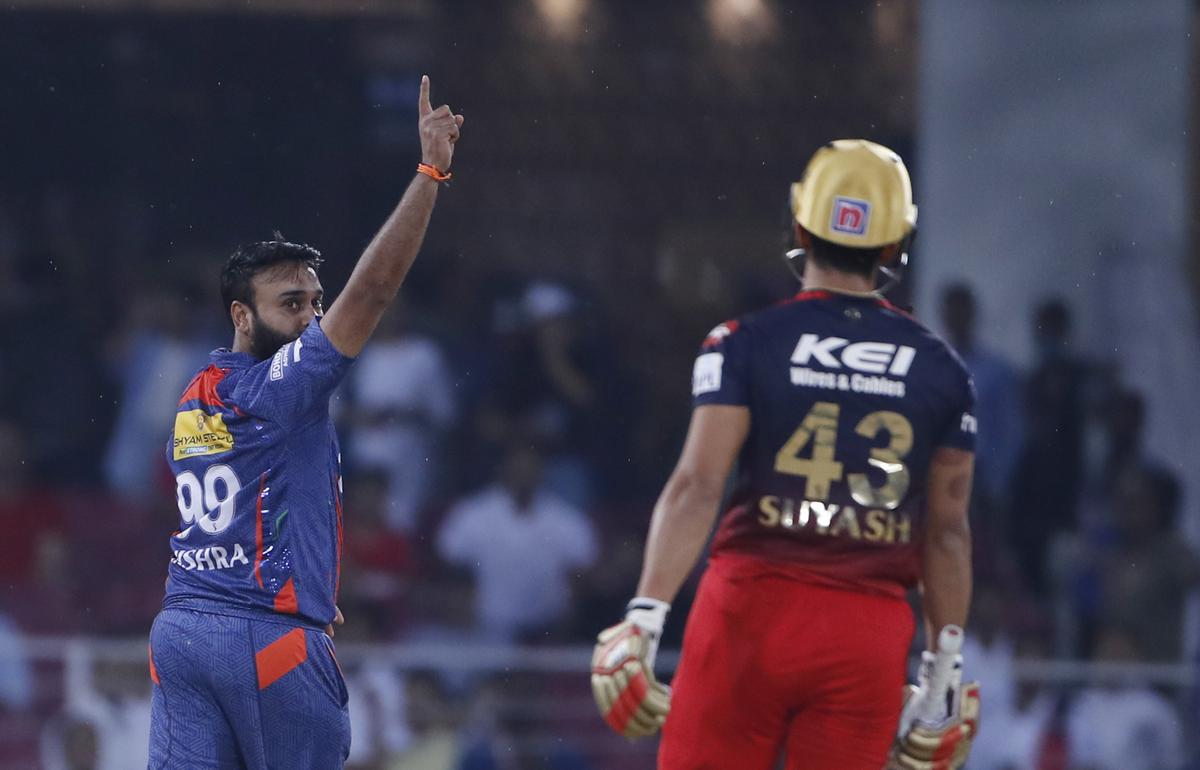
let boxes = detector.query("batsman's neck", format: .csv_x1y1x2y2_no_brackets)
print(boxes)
802,262,879,295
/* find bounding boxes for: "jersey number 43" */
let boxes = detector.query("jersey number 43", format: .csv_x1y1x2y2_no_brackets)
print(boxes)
774,401,913,510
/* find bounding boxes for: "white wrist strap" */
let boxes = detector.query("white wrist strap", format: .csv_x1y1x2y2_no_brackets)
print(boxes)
625,597,670,636
625,597,670,670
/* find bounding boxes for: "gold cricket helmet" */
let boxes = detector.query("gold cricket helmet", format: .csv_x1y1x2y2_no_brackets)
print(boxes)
790,139,917,249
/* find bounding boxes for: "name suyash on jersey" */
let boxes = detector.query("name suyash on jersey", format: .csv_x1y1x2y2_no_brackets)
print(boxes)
756,495,913,544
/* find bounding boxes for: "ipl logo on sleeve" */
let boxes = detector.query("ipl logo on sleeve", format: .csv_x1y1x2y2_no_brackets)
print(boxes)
830,196,870,236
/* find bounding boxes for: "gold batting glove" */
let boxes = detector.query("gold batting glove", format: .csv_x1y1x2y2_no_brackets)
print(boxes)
887,670,981,770
590,598,671,739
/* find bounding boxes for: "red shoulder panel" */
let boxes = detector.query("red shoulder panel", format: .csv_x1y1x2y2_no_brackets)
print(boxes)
178,365,227,408
702,320,741,349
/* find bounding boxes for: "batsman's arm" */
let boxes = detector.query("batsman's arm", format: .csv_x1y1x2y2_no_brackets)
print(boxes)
921,447,974,648
635,404,750,603
323,75,464,358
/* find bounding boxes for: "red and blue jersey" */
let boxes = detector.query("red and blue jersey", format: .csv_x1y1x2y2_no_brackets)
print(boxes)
693,289,976,596
162,318,354,628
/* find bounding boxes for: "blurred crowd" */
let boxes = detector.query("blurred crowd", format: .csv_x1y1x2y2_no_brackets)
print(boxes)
1,241,1197,768
939,286,1198,770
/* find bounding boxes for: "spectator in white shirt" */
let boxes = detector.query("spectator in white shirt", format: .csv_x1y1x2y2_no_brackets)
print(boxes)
40,643,151,770
963,596,1059,770
1067,625,1184,770
437,442,597,642
342,303,457,531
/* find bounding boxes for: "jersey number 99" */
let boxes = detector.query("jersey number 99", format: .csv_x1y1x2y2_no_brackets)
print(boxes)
175,465,243,535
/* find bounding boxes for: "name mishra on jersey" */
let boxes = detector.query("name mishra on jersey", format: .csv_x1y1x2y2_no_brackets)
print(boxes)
695,332,914,398
171,544,250,571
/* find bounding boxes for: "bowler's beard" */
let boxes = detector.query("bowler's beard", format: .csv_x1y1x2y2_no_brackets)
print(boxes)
249,313,300,361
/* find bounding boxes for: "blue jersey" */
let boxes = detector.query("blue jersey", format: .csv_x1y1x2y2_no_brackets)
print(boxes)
162,318,354,628
693,289,976,596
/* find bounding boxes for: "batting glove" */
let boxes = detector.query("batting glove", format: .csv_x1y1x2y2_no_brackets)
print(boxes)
590,597,671,739
887,651,981,770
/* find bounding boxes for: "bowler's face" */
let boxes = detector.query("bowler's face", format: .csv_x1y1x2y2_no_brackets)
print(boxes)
246,264,324,360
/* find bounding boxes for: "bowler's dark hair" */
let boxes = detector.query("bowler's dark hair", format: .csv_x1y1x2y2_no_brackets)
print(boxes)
219,233,323,315
807,234,884,280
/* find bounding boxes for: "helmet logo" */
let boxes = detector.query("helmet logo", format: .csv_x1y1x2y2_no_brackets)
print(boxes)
831,196,870,236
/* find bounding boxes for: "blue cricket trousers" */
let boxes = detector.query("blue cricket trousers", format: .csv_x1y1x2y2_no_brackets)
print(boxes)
148,607,350,769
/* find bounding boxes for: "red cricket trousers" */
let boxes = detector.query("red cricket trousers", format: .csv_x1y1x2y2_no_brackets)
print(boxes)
658,553,914,770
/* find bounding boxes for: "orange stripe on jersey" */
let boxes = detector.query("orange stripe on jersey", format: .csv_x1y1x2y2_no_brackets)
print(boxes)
178,364,227,408
148,644,160,685
254,473,266,589
255,628,307,690
273,577,298,614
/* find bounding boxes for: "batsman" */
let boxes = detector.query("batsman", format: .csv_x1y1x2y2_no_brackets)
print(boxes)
591,140,981,769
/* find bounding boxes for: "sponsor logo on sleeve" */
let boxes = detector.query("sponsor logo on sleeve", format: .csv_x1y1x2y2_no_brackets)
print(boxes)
269,338,304,381
269,347,287,381
961,413,978,434
693,352,724,395
172,409,235,460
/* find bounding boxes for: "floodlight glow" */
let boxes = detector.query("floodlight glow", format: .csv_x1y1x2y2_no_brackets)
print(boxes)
707,0,775,44
534,0,588,40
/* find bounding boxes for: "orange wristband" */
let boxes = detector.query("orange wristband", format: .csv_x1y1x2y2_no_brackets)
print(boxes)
416,162,452,183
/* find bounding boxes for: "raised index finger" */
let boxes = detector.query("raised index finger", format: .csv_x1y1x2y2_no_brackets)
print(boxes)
418,75,432,115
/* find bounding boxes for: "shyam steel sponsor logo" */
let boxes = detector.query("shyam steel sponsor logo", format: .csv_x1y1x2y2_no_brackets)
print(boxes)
173,408,235,460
